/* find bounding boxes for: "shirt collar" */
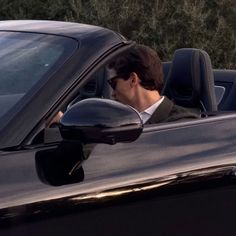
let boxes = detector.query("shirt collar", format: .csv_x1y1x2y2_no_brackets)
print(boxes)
141,96,164,115
139,96,164,123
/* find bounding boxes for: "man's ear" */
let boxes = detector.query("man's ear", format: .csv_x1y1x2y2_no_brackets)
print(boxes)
130,72,140,87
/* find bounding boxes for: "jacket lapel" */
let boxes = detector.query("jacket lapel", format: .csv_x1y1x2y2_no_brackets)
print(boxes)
146,96,174,124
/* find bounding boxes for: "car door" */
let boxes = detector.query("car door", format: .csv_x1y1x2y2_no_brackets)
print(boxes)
78,115,236,235
2,112,236,236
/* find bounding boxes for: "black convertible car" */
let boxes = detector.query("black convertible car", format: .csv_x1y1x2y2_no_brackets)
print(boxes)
0,20,236,236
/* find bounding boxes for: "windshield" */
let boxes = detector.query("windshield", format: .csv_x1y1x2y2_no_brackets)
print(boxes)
0,31,77,120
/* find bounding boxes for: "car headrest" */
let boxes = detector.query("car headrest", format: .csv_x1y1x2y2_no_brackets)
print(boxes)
162,48,217,112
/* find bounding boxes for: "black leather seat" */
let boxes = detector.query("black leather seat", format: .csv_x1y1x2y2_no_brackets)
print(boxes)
162,48,217,112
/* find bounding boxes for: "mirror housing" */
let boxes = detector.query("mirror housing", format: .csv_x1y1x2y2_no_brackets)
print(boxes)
59,98,143,144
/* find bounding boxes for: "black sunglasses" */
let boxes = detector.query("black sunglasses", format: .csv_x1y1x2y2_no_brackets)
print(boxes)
107,76,120,90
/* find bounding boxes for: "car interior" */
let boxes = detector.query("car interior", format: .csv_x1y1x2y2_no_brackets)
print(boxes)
66,67,112,109
162,49,236,112
31,46,236,147
71,47,236,118
162,48,217,113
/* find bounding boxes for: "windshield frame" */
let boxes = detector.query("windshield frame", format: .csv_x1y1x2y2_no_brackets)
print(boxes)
0,31,78,132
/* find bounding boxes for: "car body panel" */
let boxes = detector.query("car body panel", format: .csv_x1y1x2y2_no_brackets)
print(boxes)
1,115,236,221
0,21,130,149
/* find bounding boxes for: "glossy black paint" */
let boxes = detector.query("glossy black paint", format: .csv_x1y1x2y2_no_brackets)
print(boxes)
0,20,129,149
60,98,143,144
2,170,236,235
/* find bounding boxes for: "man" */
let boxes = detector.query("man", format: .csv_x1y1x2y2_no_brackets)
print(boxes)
107,44,199,124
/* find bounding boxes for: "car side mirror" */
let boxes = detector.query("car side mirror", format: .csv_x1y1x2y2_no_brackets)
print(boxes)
59,98,143,144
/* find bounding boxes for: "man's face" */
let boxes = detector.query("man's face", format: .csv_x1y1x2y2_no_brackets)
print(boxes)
109,76,134,106
107,67,142,107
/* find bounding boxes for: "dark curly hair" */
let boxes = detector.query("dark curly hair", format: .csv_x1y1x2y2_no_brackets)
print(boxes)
108,44,164,92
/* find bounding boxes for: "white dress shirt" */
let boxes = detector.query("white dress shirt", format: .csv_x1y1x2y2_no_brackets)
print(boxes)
139,96,165,123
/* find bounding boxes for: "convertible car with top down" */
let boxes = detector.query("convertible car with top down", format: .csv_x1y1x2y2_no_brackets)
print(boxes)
0,20,236,236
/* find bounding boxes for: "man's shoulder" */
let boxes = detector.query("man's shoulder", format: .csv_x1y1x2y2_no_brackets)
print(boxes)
146,96,200,124
166,103,200,122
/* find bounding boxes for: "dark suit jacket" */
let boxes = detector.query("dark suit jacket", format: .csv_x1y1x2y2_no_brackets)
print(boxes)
146,96,200,124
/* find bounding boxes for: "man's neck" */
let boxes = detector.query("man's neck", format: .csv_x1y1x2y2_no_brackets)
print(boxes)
132,89,161,112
